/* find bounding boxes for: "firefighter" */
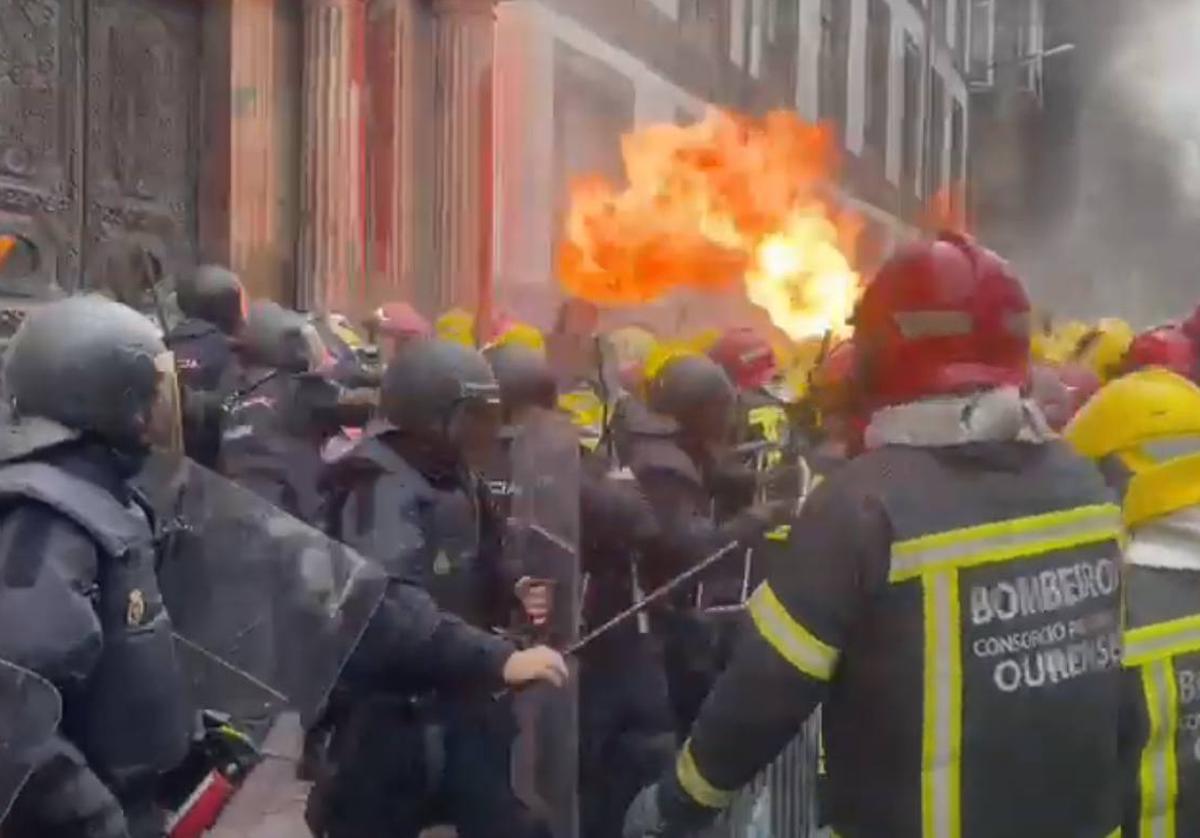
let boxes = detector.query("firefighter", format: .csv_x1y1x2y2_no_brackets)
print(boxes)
617,353,790,738
313,339,549,838
625,232,1125,838
0,296,192,837
166,264,246,465
1121,326,1197,379
219,300,373,521
485,341,676,838
1065,369,1200,838
367,300,432,363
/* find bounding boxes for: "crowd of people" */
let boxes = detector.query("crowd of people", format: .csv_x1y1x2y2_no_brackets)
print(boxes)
2,229,1200,838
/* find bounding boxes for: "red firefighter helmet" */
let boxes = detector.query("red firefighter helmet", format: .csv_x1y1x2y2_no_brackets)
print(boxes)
1122,326,1196,378
1182,303,1200,342
708,327,778,391
372,301,432,340
854,231,1031,409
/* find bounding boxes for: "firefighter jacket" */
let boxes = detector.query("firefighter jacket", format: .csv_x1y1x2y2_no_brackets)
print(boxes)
1121,506,1200,838
656,437,1125,838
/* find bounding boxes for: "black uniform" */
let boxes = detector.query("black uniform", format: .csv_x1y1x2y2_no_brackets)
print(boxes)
219,301,370,521
577,456,677,838
166,265,246,467
647,441,1125,838
310,340,540,838
0,296,193,838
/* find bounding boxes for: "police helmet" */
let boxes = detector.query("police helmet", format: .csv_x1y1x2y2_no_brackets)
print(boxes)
645,353,736,442
381,339,500,438
4,295,169,454
240,300,326,373
177,265,246,335
484,343,557,419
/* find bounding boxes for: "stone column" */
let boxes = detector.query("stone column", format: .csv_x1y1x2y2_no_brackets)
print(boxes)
299,0,368,312
199,0,301,302
430,0,497,316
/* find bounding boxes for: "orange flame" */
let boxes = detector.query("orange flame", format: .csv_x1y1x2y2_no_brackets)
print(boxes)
559,109,863,339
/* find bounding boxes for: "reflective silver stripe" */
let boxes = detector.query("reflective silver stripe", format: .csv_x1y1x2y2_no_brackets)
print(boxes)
1140,435,1200,464
1125,616,1200,667
890,504,1120,582
893,310,973,339
1139,659,1177,838
1005,311,1032,338
922,570,962,838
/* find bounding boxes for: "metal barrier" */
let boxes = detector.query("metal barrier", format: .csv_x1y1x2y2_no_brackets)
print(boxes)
700,709,822,838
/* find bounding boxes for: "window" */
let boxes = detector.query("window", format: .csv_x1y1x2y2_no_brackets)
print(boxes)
902,33,922,195
970,0,995,84
957,0,970,67
865,0,891,156
933,0,948,45
928,73,946,197
950,97,966,204
819,0,851,133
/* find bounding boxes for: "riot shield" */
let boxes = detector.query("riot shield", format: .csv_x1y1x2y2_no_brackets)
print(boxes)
144,455,388,736
0,659,62,823
508,409,581,838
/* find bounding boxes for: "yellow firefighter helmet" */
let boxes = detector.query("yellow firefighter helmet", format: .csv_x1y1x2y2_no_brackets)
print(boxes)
1064,368,1200,527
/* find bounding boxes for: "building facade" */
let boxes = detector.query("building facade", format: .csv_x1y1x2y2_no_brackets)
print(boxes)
0,0,971,326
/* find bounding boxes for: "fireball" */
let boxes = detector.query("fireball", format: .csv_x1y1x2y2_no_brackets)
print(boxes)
559,109,864,340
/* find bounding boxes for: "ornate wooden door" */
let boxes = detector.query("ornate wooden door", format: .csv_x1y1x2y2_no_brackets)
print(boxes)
0,0,199,295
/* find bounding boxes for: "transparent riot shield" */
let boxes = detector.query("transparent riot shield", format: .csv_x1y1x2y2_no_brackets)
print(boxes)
144,455,388,737
508,409,581,838
0,659,62,823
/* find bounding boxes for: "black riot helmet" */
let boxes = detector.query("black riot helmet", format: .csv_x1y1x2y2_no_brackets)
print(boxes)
645,353,736,449
177,264,247,336
239,300,328,374
484,343,558,422
381,339,500,467
3,295,179,457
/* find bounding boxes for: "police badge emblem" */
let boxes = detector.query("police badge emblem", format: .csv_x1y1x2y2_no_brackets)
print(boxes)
127,589,146,626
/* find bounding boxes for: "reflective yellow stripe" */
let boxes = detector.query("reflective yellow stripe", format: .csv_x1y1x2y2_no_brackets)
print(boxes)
890,504,1121,582
1125,616,1200,667
921,569,963,838
747,405,786,444
675,741,734,809
1138,659,1179,838
765,524,791,542
748,582,840,681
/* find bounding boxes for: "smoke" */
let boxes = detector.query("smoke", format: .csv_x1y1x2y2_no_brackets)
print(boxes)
1026,0,1200,324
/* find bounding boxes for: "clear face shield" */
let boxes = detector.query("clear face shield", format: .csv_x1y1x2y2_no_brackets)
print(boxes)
146,350,184,458
446,382,503,471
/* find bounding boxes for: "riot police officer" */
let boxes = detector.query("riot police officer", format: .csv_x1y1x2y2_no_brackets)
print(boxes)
617,354,787,738
219,300,374,521
0,295,192,837
313,339,547,838
166,265,246,466
485,342,678,838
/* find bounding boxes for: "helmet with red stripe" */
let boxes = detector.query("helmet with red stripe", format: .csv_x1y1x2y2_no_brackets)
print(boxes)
854,231,1031,409
1122,326,1196,378
708,326,778,391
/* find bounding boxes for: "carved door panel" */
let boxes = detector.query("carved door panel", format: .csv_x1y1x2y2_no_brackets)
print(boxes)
0,0,84,295
83,0,200,291
0,0,198,296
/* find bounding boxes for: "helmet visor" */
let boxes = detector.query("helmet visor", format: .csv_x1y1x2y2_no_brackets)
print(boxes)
147,351,184,457
447,382,502,469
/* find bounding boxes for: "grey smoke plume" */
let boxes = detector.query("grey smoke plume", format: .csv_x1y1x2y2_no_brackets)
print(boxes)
1001,0,1200,325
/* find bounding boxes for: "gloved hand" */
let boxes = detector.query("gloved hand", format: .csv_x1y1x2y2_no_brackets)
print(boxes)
501,645,568,687
623,783,668,838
